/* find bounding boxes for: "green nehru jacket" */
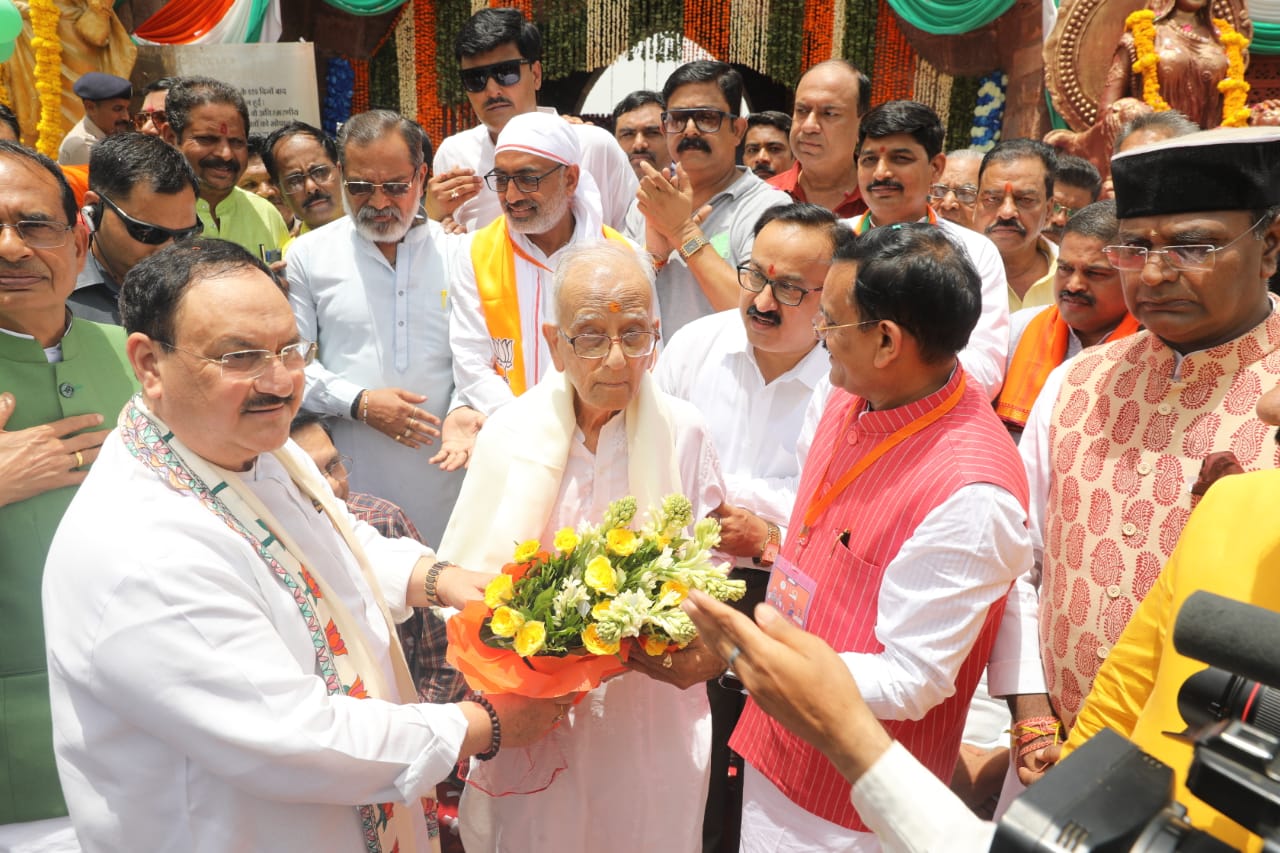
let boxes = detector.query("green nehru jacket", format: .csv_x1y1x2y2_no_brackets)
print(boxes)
0,319,136,824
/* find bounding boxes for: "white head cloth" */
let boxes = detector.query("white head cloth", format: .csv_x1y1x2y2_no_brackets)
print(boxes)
494,111,604,230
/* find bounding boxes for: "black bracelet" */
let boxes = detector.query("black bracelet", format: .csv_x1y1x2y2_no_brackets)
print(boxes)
471,693,502,761
349,390,366,420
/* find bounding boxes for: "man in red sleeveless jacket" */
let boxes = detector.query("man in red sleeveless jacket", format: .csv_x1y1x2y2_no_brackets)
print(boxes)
731,223,1033,850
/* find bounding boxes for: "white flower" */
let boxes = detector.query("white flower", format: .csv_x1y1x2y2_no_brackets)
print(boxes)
551,578,588,621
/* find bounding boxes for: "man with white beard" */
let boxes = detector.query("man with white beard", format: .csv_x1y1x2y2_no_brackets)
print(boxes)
286,110,473,544
449,111,638,417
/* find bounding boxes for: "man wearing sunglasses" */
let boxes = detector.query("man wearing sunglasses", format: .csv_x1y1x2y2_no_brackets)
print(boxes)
0,140,137,852
287,110,468,546
134,77,177,139
429,8,635,234
999,127,1280,804
69,132,201,326
634,60,791,339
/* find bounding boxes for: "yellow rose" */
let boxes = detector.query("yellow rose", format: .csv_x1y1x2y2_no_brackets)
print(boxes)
514,620,547,657
582,623,620,656
642,633,670,656
489,606,525,638
513,539,541,563
606,527,639,556
584,555,618,596
553,527,580,553
591,600,613,619
659,580,689,606
483,574,514,609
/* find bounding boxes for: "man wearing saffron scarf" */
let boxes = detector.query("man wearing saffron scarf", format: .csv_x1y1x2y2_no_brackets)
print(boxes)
449,111,636,417
1001,126,1280,784
42,238,562,853
843,100,1009,400
442,240,727,853
732,224,1031,851
995,200,1139,442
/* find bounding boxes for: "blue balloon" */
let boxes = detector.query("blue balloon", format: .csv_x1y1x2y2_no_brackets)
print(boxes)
0,0,20,43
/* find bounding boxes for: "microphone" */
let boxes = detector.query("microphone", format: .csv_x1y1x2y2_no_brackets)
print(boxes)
1172,591,1280,689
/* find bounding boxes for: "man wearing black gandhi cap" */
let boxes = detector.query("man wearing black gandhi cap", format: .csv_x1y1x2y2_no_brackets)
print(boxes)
58,71,133,167
992,125,1280,796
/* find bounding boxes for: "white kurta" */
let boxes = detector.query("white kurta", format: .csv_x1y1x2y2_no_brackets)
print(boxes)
42,436,469,853
655,308,828,562
433,113,638,233
287,215,463,544
452,377,727,853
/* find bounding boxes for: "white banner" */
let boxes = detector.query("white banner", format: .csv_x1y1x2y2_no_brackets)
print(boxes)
133,42,318,135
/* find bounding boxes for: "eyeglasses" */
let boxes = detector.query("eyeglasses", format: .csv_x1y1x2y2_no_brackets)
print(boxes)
282,165,335,195
812,318,878,342
459,59,535,94
737,264,823,307
343,179,415,198
483,163,565,194
558,329,658,359
661,109,736,134
324,454,353,478
160,340,317,379
0,219,73,249
1051,200,1081,219
1102,215,1267,272
928,183,978,205
133,109,166,129
99,194,203,245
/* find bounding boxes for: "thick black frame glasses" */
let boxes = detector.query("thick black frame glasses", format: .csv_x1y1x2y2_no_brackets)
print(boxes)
459,59,535,93
736,264,823,307
100,194,203,245
661,109,736,134
483,163,565,194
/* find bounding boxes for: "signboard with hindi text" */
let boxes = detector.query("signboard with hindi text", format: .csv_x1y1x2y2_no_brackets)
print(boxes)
132,42,319,135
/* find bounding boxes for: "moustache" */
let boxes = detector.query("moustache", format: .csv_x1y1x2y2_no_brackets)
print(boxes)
1058,290,1095,307
484,96,513,111
751,165,776,178
303,190,332,209
355,204,403,224
986,217,1026,235
677,137,711,154
630,151,657,163
199,157,240,173
243,392,294,411
746,304,782,326
868,179,903,193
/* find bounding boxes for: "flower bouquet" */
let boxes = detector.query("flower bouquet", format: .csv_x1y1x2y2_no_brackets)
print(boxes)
446,494,746,698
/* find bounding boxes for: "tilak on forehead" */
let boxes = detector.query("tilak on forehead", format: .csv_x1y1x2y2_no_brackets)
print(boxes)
220,122,228,136
767,263,776,276
1004,181,1013,195
608,301,620,313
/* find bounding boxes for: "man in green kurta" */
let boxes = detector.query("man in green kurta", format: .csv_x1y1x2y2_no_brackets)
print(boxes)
0,140,136,848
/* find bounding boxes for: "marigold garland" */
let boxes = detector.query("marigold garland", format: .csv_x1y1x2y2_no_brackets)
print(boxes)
801,0,837,71
1126,9,1251,127
29,0,62,158
870,0,916,105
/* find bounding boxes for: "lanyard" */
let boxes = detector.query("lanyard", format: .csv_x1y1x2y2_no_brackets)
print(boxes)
796,373,966,547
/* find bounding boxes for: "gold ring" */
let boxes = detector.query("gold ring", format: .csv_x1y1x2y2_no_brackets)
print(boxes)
73,450,84,468
450,190,459,200
661,653,673,669
394,434,402,443
402,427,412,439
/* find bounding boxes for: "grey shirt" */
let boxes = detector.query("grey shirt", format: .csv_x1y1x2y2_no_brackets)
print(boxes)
626,167,790,339
68,251,121,326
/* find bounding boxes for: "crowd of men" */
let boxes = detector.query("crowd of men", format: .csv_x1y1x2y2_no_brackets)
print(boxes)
3,5,1280,853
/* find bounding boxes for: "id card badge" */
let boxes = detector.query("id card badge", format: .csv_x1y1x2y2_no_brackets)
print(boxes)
765,555,818,629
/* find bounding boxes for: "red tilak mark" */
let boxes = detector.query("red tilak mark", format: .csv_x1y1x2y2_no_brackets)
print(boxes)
608,301,620,313
1004,181,1014,195
219,123,228,136
767,263,776,276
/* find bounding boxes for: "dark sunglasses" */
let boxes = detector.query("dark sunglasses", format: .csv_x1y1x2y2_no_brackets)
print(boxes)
343,180,415,198
133,109,166,129
100,194,203,245
459,59,534,94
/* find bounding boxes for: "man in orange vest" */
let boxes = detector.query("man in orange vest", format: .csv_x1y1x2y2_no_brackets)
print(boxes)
994,200,1139,442
449,111,637,417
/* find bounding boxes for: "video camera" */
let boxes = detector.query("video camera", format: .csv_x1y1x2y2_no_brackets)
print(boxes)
991,592,1280,852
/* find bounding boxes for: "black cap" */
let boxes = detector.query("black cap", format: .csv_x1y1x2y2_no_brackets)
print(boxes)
72,72,132,101
1111,126,1280,219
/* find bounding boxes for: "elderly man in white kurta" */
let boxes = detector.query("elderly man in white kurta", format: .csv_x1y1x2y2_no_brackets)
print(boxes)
42,238,560,853
449,112,638,417
442,241,728,852
288,111,465,544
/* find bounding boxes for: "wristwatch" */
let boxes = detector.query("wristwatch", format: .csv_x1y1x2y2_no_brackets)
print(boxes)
754,522,781,567
678,233,710,260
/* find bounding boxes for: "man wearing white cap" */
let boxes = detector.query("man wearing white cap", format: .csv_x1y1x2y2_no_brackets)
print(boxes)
449,111,637,417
